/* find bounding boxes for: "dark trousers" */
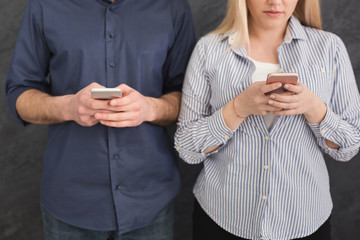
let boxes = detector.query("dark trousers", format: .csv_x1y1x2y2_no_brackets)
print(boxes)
193,199,331,240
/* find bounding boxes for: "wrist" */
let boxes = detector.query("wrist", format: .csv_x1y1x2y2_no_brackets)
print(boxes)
305,98,327,124
232,97,248,119
222,97,247,130
144,96,158,123
59,94,76,122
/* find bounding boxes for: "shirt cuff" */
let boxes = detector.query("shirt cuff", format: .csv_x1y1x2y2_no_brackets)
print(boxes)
6,86,34,126
308,105,340,140
207,108,234,146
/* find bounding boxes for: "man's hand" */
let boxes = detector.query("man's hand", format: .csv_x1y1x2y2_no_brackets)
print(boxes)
16,83,181,128
93,84,153,128
69,82,112,127
16,82,115,126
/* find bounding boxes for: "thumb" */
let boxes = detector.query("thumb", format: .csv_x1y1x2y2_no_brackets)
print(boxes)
116,83,133,96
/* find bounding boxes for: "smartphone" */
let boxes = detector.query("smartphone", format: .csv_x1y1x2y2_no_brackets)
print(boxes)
90,88,122,100
265,72,298,95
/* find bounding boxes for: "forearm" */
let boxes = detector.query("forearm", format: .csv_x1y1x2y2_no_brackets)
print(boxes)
146,91,182,126
16,89,73,125
175,107,234,164
202,98,246,154
305,97,340,149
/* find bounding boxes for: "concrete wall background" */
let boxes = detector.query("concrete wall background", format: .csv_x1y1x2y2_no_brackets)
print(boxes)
0,0,359,239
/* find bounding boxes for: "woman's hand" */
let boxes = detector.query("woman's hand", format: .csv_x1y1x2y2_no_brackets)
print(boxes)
223,81,282,130
233,81,283,117
267,82,327,124
264,83,339,149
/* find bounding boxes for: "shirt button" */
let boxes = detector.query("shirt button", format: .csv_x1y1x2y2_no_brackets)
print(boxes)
261,195,267,200
279,68,284,72
321,68,326,73
109,33,116,38
320,129,326,135
110,62,116,68
223,135,230,140
264,136,270,141
115,185,121,190
263,165,269,170
113,154,119,160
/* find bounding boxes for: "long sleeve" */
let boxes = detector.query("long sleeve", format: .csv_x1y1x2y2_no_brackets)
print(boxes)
174,39,234,164
308,36,360,161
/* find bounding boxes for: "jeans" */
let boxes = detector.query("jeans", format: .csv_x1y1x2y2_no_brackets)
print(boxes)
41,201,174,240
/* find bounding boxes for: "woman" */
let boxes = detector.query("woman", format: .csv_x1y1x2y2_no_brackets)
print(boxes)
175,0,360,239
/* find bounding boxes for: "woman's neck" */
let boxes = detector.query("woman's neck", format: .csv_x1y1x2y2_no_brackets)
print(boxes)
248,21,288,64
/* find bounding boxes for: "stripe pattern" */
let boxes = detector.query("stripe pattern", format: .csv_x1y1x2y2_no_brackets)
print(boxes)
175,16,360,239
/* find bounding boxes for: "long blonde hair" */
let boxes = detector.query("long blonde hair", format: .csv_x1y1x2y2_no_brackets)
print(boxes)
212,0,322,48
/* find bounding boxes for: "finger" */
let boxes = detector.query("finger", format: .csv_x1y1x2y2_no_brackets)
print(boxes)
99,120,138,128
264,105,283,112
274,109,299,116
109,95,133,107
89,99,114,110
78,116,99,127
283,83,302,94
94,111,138,121
111,101,141,113
110,89,140,107
277,91,293,96
269,93,298,103
87,118,100,126
268,99,298,110
106,84,135,107
261,82,282,94
115,84,134,96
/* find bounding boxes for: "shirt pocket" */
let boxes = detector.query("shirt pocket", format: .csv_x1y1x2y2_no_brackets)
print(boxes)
304,64,331,103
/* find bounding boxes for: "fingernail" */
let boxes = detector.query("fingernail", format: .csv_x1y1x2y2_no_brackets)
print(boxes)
284,84,289,88
270,95,275,99
268,100,274,105
276,83,282,87
110,101,117,106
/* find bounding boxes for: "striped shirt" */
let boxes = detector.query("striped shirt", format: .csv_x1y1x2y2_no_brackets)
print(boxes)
175,16,360,240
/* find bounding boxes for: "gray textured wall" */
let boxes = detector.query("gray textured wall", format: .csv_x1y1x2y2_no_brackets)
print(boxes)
0,1,359,239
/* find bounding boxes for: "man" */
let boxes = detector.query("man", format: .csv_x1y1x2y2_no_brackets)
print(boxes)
6,0,195,239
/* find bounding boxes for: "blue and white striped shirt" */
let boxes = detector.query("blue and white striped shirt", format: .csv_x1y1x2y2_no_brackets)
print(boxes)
175,16,360,239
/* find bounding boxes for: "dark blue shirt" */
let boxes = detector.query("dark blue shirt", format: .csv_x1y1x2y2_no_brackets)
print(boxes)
6,0,195,233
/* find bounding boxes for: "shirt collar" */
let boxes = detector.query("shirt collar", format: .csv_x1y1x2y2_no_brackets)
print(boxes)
285,15,307,43
225,15,307,47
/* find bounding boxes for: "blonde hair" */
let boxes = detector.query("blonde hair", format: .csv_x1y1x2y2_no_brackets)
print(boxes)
212,0,322,48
